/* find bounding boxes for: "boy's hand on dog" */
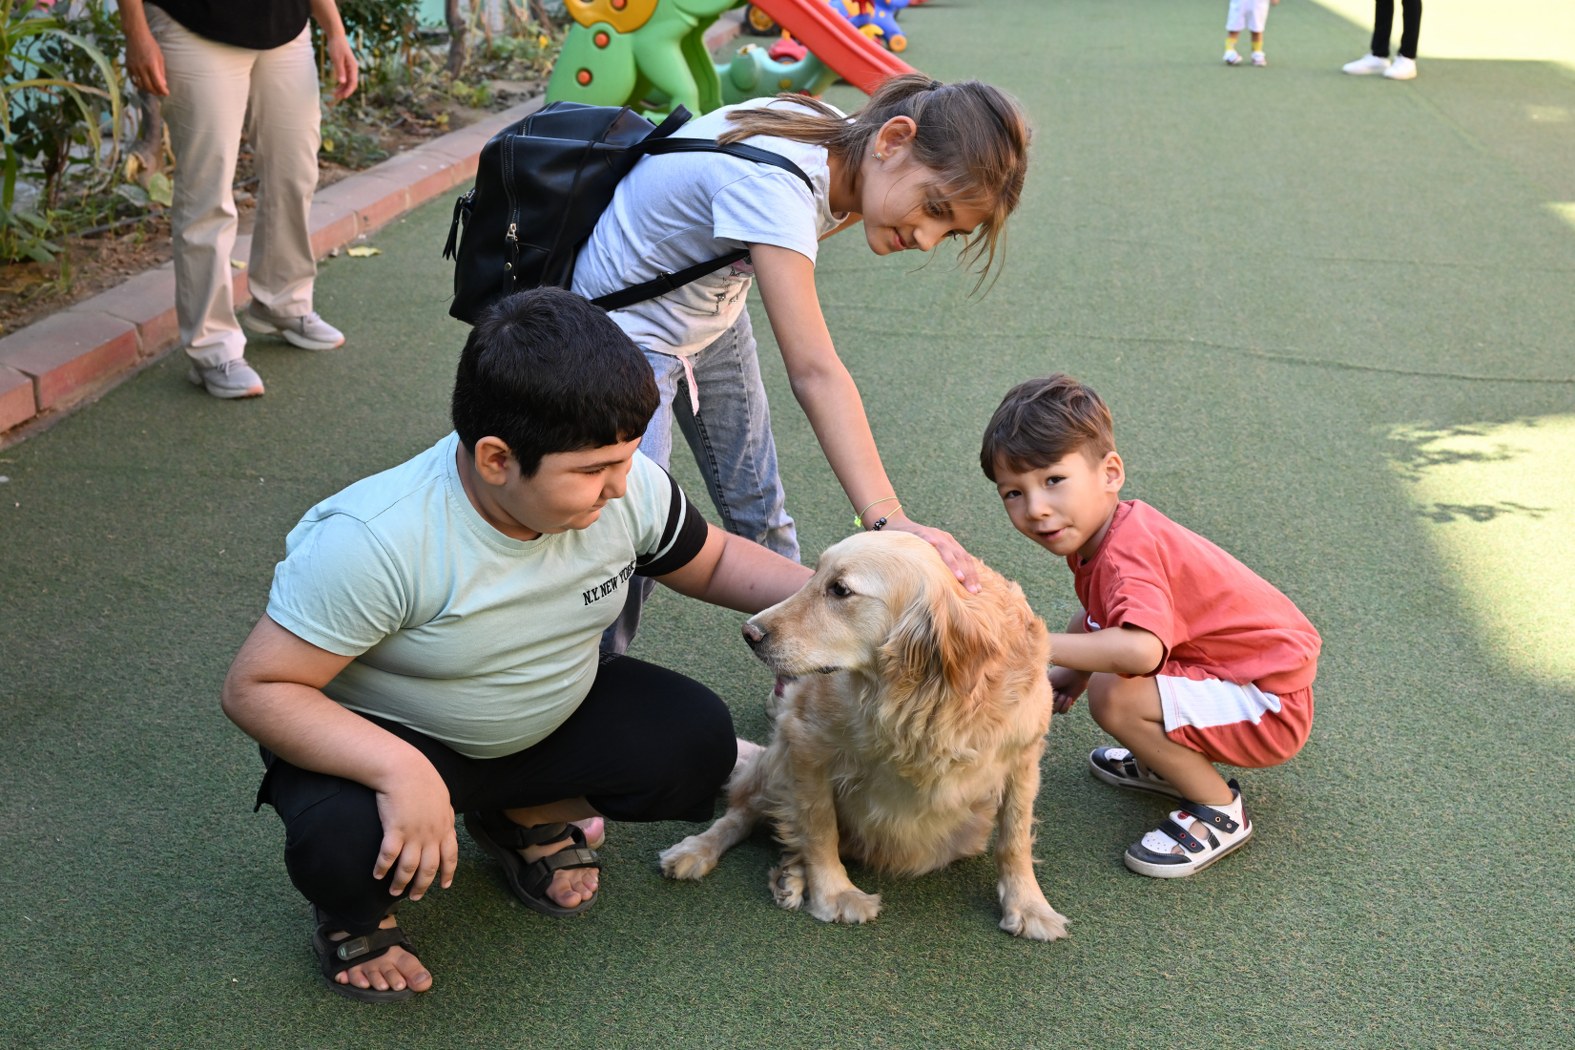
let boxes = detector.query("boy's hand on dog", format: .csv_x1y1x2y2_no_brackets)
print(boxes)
1049,666,1090,714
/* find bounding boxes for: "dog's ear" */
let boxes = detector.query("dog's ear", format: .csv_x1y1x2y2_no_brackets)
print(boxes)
881,574,1002,710
881,587,947,698
932,584,1006,700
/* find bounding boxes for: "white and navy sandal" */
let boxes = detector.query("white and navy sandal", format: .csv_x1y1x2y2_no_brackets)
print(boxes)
1123,779,1253,878
1089,746,1183,798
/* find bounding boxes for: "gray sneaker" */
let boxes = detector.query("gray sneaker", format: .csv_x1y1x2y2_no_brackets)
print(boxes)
242,302,345,351
187,357,265,399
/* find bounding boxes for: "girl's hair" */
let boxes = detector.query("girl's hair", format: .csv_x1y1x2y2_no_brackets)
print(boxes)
720,74,1031,288
979,374,1114,482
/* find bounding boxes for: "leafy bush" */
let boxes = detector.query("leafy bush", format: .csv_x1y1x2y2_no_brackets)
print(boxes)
332,0,423,90
2,0,123,262
0,0,561,274
6,0,123,207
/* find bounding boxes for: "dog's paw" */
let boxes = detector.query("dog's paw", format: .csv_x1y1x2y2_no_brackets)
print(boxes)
809,886,883,925
1000,900,1070,941
658,836,720,880
769,859,806,910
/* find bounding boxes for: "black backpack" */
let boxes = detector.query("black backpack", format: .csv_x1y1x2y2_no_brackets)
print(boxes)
442,101,812,324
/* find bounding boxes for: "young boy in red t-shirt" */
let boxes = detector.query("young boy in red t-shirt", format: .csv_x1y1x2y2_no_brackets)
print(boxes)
979,374,1320,877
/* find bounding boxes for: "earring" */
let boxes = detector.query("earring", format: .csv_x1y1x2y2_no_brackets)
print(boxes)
875,151,885,160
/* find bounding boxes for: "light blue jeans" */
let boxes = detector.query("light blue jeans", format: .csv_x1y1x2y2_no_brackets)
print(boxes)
602,310,799,654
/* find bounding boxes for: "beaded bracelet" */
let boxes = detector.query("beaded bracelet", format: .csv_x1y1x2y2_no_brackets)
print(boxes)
856,500,907,535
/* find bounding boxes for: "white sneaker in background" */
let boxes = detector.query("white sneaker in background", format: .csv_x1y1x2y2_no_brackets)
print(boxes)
1383,55,1418,80
1223,48,1242,65
1342,53,1391,75
1251,51,1267,67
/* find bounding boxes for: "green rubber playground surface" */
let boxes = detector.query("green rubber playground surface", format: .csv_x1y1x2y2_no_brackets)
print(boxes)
2,1,1571,1046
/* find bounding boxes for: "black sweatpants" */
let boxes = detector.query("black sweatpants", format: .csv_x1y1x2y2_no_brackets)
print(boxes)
1371,0,1422,60
255,655,736,931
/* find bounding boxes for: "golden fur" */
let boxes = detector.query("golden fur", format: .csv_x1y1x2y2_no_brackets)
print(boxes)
660,531,1068,941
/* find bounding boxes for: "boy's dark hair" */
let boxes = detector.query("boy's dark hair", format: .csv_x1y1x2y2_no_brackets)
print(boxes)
979,374,1115,481
451,287,658,476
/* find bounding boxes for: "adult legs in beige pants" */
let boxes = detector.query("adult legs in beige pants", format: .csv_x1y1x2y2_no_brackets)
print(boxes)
149,7,322,376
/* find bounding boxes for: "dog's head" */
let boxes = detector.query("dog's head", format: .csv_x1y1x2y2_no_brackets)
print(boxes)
743,531,1047,707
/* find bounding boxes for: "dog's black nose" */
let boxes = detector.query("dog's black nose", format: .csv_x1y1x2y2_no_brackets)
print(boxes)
742,621,764,648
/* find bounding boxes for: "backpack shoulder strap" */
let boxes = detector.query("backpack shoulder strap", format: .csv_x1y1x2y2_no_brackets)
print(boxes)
588,134,815,313
639,137,814,194
590,249,752,313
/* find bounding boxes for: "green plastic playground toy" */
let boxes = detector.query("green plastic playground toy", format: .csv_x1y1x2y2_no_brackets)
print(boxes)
545,0,740,116
545,0,915,116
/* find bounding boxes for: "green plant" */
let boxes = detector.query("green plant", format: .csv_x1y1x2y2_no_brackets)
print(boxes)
1,0,123,262
447,79,492,109
332,0,423,90
114,169,171,210
318,105,388,168
6,0,123,207
474,3,560,77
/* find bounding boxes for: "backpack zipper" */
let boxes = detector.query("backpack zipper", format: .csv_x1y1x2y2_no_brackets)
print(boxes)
502,122,524,290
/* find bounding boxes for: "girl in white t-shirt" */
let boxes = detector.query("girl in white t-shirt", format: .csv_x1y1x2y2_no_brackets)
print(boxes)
572,74,1031,651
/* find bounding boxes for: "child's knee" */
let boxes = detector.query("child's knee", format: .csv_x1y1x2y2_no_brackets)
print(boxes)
1086,674,1125,731
1086,673,1160,734
269,765,388,915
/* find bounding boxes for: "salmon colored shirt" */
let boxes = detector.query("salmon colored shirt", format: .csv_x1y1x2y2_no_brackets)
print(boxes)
1069,500,1320,695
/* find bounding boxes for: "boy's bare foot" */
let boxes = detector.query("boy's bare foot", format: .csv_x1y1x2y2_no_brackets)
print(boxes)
463,812,602,915
517,830,600,909
332,916,431,993
572,815,606,850
316,913,432,1000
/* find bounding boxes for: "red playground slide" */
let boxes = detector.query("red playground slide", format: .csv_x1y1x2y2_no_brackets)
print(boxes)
749,0,918,94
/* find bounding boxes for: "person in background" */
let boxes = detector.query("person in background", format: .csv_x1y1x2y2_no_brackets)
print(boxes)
119,0,358,399
1223,0,1280,67
1341,0,1422,80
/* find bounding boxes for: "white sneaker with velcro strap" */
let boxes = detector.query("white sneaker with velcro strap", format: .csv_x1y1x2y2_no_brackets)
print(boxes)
1123,779,1254,878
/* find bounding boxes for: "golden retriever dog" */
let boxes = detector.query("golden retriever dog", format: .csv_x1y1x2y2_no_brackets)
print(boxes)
660,531,1068,941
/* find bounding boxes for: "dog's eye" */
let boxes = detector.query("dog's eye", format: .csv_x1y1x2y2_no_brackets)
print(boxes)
828,580,853,599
